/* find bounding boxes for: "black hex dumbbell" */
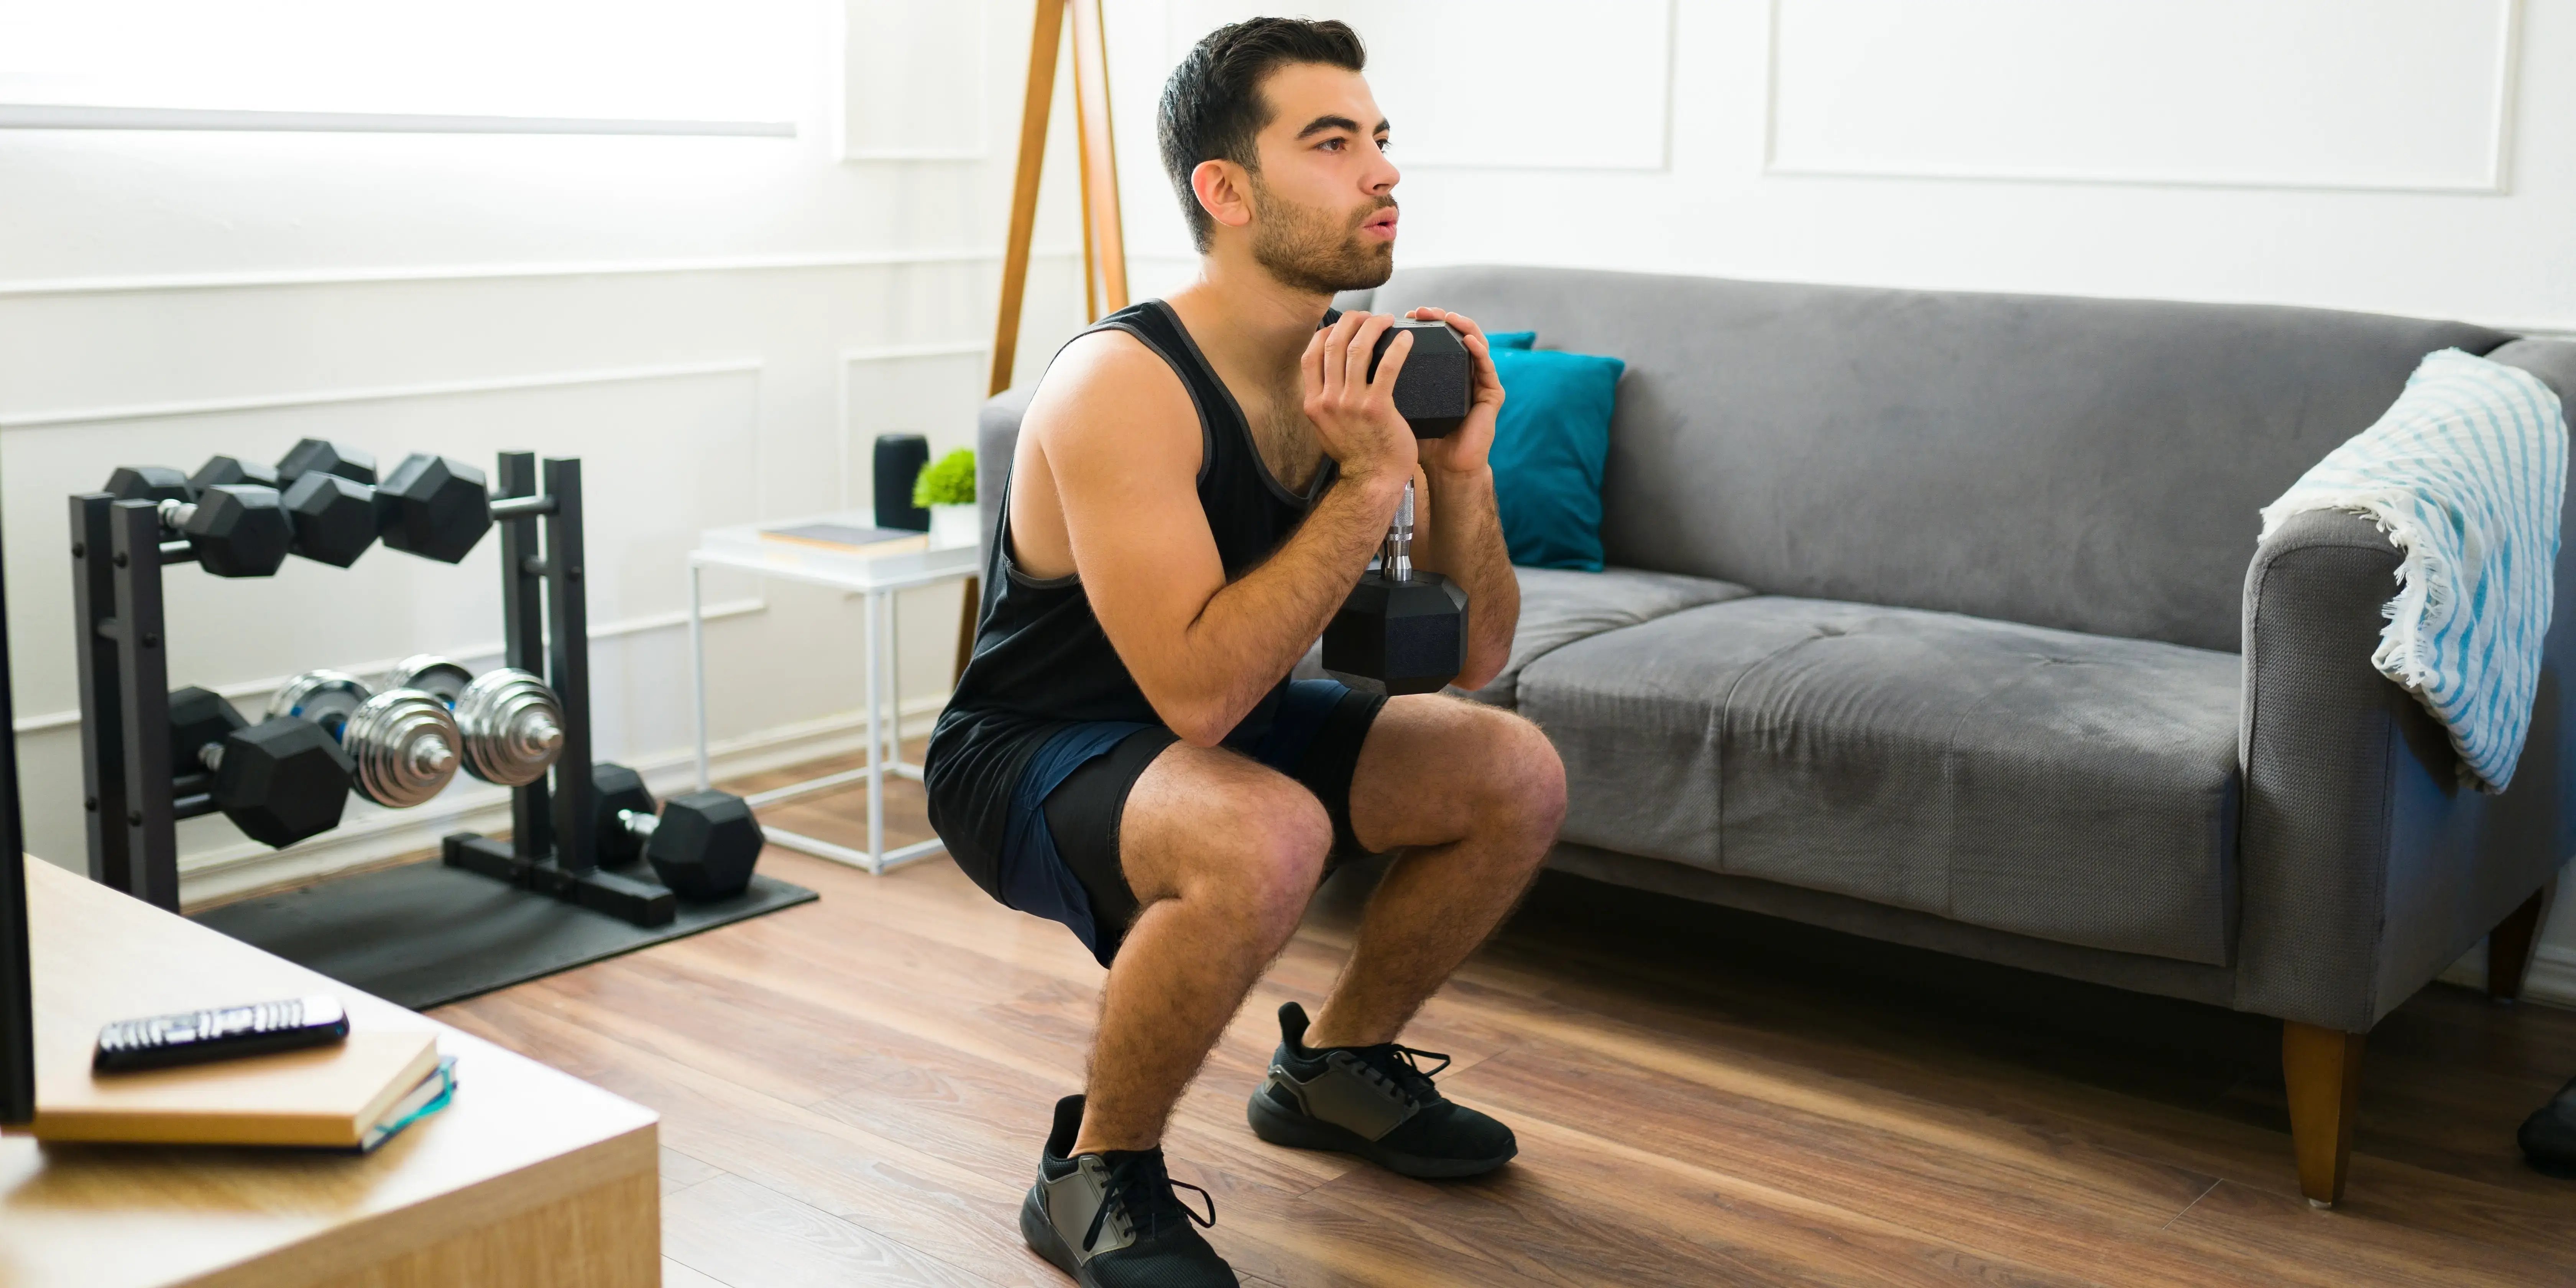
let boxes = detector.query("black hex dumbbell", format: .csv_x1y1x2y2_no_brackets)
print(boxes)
588,762,764,900
1318,322,1473,693
378,453,495,563
103,467,292,578
1322,479,1468,695
168,686,354,848
188,454,281,493
275,439,377,488
274,439,380,566
105,455,362,572
1365,320,1475,438
274,439,495,566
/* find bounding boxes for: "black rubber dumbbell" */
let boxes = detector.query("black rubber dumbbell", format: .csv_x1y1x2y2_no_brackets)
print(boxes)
106,455,359,572
377,453,495,563
276,439,377,488
1322,479,1467,696
188,454,281,493
1366,320,1475,438
168,686,354,848
280,472,383,568
588,762,764,900
103,468,293,578
274,439,495,566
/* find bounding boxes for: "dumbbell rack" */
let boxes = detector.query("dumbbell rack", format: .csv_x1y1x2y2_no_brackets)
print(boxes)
71,451,678,927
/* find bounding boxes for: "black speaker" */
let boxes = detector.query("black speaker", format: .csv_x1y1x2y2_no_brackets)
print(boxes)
874,434,931,531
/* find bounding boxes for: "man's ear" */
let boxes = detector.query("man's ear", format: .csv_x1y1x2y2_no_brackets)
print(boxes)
1191,158,1255,235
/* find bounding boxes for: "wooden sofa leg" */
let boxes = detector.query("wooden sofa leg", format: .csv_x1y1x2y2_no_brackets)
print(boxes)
2489,885,2552,1002
2282,1021,2366,1208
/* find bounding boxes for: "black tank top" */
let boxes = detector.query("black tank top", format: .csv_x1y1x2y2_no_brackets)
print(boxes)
926,300,1336,865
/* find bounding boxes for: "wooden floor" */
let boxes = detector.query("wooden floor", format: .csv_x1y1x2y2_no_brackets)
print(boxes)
435,745,2576,1288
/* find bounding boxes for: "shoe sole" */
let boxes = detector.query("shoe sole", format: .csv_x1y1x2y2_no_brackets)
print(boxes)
1020,1183,1093,1285
1245,1089,1515,1178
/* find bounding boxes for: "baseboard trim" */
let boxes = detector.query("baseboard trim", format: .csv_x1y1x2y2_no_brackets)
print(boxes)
2437,942,2576,1010
178,697,946,910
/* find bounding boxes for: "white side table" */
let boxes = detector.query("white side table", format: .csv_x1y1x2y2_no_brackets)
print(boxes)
687,513,979,873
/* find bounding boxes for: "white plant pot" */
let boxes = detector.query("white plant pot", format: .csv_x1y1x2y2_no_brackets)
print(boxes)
929,503,979,548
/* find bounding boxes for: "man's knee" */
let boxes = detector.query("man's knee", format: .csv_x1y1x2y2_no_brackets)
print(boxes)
1188,774,1331,935
1467,708,1567,841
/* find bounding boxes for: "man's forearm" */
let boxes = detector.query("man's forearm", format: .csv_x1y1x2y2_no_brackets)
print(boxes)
1163,469,1407,743
1418,464,1517,688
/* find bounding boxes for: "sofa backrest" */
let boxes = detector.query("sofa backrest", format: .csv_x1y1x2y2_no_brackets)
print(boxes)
1352,267,2514,653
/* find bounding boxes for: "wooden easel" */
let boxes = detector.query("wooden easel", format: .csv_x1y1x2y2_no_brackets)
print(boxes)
962,0,1130,673
995,0,1129,393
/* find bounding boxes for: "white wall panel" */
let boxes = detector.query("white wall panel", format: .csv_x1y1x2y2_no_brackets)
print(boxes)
841,0,989,159
1160,0,1674,169
0,0,797,125
1767,0,2519,191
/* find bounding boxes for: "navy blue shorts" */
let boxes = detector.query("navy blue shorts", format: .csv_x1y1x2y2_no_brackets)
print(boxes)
1000,678,1386,966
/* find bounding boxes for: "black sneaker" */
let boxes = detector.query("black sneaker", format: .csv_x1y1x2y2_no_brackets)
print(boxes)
1245,1001,1516,1178
1021,1094,1237,1287
2522,1075,2576,1178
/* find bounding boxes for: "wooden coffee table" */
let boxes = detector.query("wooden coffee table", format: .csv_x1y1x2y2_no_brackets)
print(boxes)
0,858,659,1287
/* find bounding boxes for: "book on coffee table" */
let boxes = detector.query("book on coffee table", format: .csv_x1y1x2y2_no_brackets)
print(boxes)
29,1029,445,1150
757,522,928,555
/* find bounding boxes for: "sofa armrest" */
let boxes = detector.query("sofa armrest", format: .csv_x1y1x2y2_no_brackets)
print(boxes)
2236,500,2573,1031
976,386,1038,570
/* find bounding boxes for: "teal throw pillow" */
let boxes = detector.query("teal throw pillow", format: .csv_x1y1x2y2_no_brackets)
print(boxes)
1488,345,1622,572
1487,330,1536,350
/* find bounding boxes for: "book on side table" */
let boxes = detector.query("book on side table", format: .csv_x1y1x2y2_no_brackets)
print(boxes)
757,521,927,555
26,1028,454,1152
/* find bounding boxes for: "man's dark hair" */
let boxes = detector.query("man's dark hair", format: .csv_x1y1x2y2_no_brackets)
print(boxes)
1158,18,1367,252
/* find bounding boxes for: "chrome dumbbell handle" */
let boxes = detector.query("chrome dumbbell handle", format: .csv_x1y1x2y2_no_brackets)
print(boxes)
618,809,659,843
1378,479,1416,582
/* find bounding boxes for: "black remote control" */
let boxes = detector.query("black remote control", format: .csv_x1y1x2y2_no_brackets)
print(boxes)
94,994,350,1072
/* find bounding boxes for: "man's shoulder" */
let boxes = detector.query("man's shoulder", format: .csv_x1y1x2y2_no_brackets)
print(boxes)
1040,325,1180,399
1026,327,1200,455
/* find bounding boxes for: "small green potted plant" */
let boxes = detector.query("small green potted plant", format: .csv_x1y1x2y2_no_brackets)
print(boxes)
913,447,979,548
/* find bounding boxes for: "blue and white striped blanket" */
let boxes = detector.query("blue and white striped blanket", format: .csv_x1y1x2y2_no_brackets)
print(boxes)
2258,348,2567,792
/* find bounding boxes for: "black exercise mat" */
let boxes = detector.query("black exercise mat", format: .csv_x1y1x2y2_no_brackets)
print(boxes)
192,860,817,1010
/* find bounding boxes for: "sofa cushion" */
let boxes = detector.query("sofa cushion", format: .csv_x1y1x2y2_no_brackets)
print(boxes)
1360,266,2513,653
1520,597,2243,966
1460,566,1751,708
1490,345,1625,571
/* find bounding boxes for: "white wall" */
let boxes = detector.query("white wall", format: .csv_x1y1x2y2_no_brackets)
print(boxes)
0,0,1093,902
1102,0,2576,1000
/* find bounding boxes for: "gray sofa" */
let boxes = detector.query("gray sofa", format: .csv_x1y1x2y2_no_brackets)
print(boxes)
976,266,2576,1204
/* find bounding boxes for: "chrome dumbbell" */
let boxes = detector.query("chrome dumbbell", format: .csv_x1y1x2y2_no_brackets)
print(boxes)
385,655,564,787
266,670,460,808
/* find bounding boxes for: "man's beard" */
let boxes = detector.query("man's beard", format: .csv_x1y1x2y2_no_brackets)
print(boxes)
1249,180,1394,295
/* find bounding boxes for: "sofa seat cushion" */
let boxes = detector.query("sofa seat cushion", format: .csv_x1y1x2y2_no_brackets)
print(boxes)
1461,566,1752,708
1520,597,2243,966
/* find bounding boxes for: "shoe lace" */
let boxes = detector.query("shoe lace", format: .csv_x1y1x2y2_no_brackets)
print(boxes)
1084,1152,1216,1253
1350,1043,1452,1106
